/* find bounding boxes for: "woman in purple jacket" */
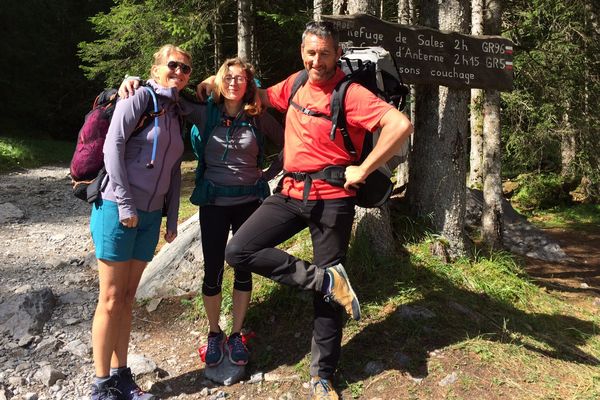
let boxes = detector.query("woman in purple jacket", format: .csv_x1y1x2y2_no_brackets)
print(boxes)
89,44,190,400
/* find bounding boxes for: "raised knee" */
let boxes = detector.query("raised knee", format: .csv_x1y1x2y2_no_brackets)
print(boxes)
225,241,245,268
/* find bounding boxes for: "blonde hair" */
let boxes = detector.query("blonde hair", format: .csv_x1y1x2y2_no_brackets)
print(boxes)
150,44,192,80
213,57,262,116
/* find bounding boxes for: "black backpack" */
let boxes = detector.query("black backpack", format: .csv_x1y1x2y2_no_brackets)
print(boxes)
286,46,409,208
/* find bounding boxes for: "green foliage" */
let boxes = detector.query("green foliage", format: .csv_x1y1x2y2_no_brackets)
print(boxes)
0,133,75,173
511,173,571,210
78,0,217,87
503,0,600,188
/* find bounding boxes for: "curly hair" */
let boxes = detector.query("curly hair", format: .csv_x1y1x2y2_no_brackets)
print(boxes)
213,57,262,116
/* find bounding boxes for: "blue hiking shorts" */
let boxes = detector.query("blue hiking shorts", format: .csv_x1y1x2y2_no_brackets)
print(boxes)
90,199,162,262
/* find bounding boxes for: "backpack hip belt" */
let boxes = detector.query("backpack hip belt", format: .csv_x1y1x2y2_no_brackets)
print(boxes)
277,165,347,205
191,177,269,206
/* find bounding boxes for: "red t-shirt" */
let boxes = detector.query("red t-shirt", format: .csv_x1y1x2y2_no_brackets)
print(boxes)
267,68,394,200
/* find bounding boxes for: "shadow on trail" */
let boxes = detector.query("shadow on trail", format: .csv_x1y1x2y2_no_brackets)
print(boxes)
337,252,599,387
218,239,599,391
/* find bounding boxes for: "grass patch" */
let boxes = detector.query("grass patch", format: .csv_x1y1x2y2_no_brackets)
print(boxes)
528,204,600,231
0,135,75,172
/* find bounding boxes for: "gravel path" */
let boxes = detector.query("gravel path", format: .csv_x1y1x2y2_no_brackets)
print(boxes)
0,166,101,399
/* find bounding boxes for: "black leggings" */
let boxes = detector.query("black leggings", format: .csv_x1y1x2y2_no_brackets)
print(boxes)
200,201,260,296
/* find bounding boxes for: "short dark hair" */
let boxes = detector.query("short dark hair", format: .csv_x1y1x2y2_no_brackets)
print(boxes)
302,21,340,49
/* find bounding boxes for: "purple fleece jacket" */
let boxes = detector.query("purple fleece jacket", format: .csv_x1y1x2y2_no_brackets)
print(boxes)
101,80,184,233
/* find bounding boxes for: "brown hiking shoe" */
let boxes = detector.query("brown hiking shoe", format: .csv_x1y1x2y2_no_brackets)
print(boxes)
310,376,339,400
325,263,361,321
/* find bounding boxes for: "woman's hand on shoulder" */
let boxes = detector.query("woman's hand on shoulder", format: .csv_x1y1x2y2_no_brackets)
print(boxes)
118,76,142,98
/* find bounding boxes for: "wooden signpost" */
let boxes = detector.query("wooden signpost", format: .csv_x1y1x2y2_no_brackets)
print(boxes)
322,13,514,91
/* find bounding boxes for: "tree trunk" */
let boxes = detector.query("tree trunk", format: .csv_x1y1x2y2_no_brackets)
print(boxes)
481,0,503,249
348,0,379,16
469,0,484,188
396,0,414,189
237,0,252,61
213,6,223,71
407,0,471,259
560,107,576,177
333,0,347,15
313,0,323,21
346,0,394,257
482,90,503,249
398,0,411,24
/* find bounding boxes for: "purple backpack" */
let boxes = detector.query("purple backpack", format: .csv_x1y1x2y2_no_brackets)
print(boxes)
70,86,160,202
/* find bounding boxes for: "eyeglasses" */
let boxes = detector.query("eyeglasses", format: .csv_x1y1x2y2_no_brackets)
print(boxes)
167,61,192,74
224,75,247,84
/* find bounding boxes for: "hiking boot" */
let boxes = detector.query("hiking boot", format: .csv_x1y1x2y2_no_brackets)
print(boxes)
205,330,226,367
310,376,339,400
227,332,249,366
114,367,156,400
91,375,124,400
324,263,361,321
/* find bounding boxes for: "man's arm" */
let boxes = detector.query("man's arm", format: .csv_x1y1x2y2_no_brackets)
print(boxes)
257,88,272,109
344,108,413,190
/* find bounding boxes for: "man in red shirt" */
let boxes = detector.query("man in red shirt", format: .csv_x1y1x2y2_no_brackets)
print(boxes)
224,21,413,399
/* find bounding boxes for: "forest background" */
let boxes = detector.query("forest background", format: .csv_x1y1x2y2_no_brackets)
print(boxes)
2,0,599,259
1,0,598,213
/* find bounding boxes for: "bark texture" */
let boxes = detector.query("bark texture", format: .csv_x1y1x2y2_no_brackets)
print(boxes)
469,0,484,188
407,0,471,258
482,90,503,249
237,0,252,61
481,0,504,249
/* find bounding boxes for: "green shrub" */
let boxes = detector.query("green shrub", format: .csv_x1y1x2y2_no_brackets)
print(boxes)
512,173,571,210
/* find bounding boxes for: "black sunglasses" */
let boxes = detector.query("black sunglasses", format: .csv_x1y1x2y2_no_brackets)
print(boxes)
167,61,192,74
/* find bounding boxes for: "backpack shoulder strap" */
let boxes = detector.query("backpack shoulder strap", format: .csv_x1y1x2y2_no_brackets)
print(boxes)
249,116,265,167
330,77,357,158
288,70,309,107
190,97,220,172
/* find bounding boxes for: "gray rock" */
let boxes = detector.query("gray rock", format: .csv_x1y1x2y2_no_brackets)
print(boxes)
34,365,66,387
397,305,436,320
35,338,60,355
0,202,25,223
438,371,458,386
23,393,38,400
128,354,157,376
8,375,26,386
18,334,35,347
136,213,205,300
0,288,56,340
204,357,245,386
248,372,264,384
364,361,385,376
466,188,572,262
59,290,95,305
63,339,90,358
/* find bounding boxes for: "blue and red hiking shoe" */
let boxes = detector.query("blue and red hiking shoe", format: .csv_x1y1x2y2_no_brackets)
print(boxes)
227,332,249,366
205,330,226,367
